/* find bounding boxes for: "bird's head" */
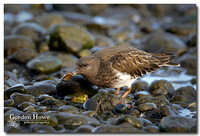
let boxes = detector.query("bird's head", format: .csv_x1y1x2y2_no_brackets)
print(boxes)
62,55,100,81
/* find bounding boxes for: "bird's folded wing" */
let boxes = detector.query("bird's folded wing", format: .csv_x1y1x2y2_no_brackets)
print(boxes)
108,50,164,78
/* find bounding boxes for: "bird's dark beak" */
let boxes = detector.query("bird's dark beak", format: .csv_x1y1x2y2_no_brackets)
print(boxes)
62,70,78,81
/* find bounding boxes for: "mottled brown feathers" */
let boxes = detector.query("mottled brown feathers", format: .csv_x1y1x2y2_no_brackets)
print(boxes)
103,46,179,78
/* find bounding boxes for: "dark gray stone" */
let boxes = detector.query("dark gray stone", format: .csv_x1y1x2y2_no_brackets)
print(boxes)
26,80,57,97
10,93,36,106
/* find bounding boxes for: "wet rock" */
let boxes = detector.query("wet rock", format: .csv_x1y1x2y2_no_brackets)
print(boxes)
82,111,98,118
4,99,15,107
37,94,56,102
4,107,16,113
10,93,36,106
111,30,129,43
115,115,143,128
160,115,196,132
18,102,37,111
178,54,196,75
170,95,187,103
4,125,23,133
137,103,157,112
54,124,66,132
165,23,196,36
12,22,46,44
92,123,145,133
36,13,66,29
148,80,174,97
40,99,65,107
106,117,117,125
187,34,196,47
173,86,196,103
65,92,88,103
171,103,183,110
151,4,174,17
139,118,153,126
74,125,94,133
30,125,56,133
83,98,98,111
56,75,98,98
57,105,79,113
54,112,99,130
23,105,36,112
86,91,128,116
143,125,160,133
135,97,170,107
94,34,114,47
4,84,26,100
85,23,109,35
27,55,62,74
35,106,49,112
128,109,141,117
26,80,57,97
141,32,187,55
134,91,151,99
77,49,91,57
40,112,58,127
38,41,49,53
49,23,95,52
4,35,36,58
8,48,38,64
56,53,78,68
138,18,159,33
115,103,128,113
131,80,148,93
156,94,168,100
157,105,178,117
15,11,33,23
4,72,20,88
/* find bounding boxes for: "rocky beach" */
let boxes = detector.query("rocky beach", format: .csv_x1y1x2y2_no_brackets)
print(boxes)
4,4,197,133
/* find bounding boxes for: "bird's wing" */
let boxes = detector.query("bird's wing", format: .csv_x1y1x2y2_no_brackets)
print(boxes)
109,50,176,78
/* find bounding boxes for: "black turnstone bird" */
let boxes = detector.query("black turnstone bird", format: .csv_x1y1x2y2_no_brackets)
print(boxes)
63,45,180,98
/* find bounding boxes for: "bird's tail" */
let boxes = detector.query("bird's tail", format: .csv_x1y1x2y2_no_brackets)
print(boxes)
150,52,180,67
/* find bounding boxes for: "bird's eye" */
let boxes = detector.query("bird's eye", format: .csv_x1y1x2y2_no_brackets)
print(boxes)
82,64,88,67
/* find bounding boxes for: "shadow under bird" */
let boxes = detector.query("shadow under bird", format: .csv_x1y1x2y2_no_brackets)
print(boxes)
62,45,180,98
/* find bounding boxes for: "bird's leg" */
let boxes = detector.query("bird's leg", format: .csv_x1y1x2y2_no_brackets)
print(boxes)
115,87,121,95
122,88,131,98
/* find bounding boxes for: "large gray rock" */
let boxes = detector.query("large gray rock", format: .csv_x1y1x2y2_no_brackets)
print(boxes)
148,80,174,97
4,35,36,58
173,86,196,103
26,80,57,97
160,115,196,132
10,92,36,106
53,112,99,130
49,23,95,52
8,48,38,64
12,22,46,44
141,32,187,55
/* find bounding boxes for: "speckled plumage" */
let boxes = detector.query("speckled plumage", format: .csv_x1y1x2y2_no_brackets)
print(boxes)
75,45,180,88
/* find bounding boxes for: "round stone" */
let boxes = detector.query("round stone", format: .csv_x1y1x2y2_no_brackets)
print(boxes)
27,55,62,74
